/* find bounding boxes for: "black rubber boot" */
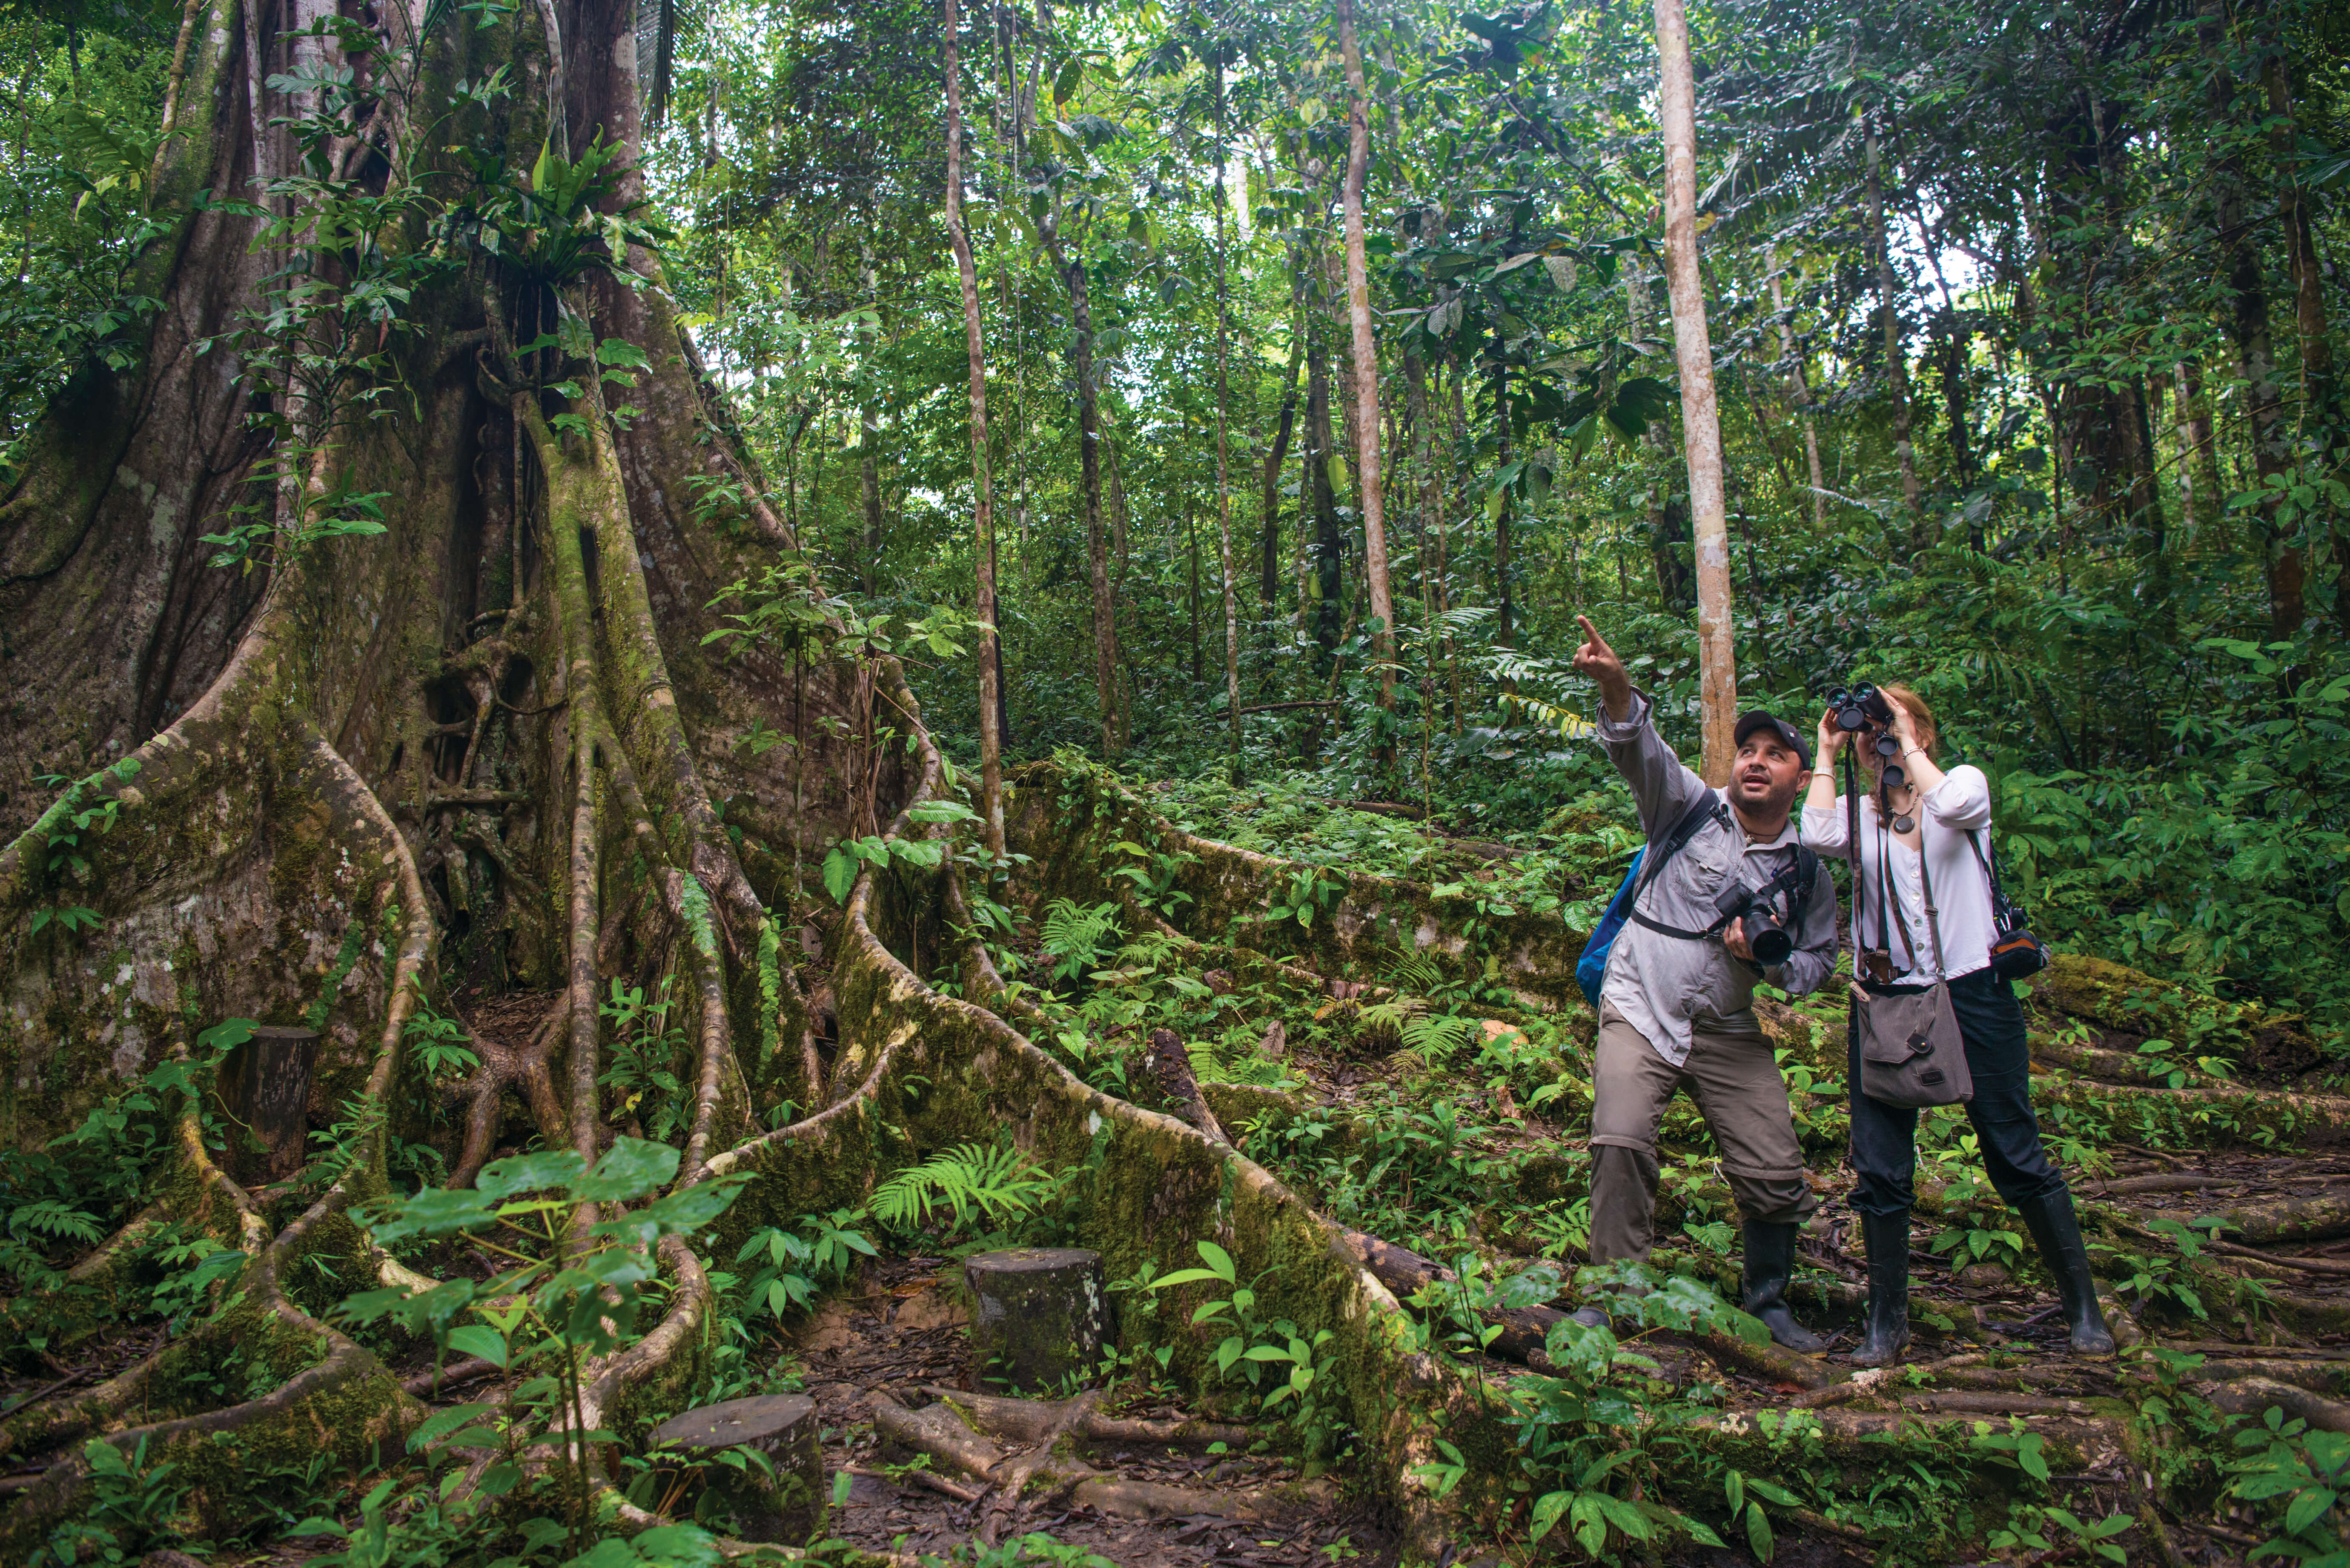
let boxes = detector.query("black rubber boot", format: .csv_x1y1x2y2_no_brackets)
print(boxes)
1740,1220,1827,1352
1853,1211,1912,1368
2015,1189,2118,1356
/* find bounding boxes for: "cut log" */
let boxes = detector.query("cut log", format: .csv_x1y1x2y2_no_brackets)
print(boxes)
645,1394,825,1542
965,1247,1109,1394
214,1025,318,1183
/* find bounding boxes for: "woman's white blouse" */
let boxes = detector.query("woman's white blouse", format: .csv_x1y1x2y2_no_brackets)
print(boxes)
1800,763,1999,982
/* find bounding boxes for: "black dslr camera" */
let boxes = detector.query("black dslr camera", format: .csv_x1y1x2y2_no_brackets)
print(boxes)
1713,880,1795,966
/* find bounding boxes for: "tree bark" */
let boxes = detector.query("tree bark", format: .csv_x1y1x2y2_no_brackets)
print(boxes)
1338,0,1394,720
942,0,1002,855
1866,118,1923,544
2200,0,2298,640
1767,245,1826,530
1652,0,1738,784
1259,338,1302,614
1209,58,1243,767
1305,332,1343,669
1040,209,1118,753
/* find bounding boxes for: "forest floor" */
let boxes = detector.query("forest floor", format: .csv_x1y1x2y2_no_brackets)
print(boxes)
11,773,2350,1567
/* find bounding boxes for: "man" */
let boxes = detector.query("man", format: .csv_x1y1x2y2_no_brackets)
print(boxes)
1570,615,1836,1350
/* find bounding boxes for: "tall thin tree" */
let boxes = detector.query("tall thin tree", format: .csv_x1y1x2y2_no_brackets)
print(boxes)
1210,31,1244,769
1865,118,1923,541
1652,0,1737,783
1337,0,1396,719
943,0,1002,853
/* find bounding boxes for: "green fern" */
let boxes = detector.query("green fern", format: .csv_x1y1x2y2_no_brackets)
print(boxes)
1357,998,1474,1061
9,1198,103,1245
870,1142,1059,1232
1040,898,1122,984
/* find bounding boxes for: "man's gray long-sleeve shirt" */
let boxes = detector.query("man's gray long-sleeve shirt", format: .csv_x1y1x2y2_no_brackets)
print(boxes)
1595,691,1837,1067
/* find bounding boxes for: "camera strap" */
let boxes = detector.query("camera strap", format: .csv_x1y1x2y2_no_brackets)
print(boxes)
1965,829,2020,927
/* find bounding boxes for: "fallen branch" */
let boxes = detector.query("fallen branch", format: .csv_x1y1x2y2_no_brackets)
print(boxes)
920,1386,1252,1449
1143,1029,1230,1147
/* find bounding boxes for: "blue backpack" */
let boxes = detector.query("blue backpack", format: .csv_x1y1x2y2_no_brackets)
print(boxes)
1576,795,1728,1007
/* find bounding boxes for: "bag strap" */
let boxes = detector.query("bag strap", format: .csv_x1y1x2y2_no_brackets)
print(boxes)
1914,808,1949,978
1631,792,1728,911
1966,827,2013,921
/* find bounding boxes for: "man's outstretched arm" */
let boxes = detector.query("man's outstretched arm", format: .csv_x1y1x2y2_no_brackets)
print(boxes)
1576,615,1708,840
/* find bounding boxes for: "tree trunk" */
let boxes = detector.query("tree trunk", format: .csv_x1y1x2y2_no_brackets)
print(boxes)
1040,211,1117,754
1866,118,1923,544
1767,246,1826,529
1305,333,1343,668
1490,354,1513,652
943,0,1002,855
1653,0,1738,784
1338,0,1394,720
2201,0,2297,640
1211,48,1243,767
2265,52,2345,636
1260,338,1302,613
2173,359,2224,551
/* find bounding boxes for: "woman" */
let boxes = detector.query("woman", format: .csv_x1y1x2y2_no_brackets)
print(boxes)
1803,685,2113,1364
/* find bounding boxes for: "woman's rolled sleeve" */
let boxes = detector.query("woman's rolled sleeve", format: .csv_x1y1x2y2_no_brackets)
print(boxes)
1800,801,1851,852
1925,764,1992,830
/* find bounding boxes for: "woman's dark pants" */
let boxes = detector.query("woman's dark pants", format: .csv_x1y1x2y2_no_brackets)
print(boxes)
1846,966,2070,1215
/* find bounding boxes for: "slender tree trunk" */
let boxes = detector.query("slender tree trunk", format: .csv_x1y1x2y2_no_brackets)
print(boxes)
1338,0,1395,721
1866,117,1923,545
1767,245,1825,529
1653,0,1736,783
1042,212,1117,753
2201,0,2297,639
2172,361,2219,549
1305,332,1342,666
1212,49,1243,767
942,0,1002,854
1490,355,1513,651
1259,339,1302,612
2265,52,2346,635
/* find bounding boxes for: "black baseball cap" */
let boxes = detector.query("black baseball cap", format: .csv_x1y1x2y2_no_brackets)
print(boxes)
1734,710,1812,769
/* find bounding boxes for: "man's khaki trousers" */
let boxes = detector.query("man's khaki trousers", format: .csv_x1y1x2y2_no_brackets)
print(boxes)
1587,1002,1818,1261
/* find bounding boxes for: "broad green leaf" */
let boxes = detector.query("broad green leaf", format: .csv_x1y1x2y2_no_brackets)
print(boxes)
445,1325,510,1367
572,1136,681,1201
476,1150,589,1202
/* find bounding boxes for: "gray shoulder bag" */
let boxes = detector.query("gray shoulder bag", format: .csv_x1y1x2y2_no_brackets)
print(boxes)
1851,811,1974,1109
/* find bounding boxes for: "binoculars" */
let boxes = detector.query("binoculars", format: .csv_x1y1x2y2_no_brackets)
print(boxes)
1713,880,1795,966
1829,684,1908,788
1828,684,1894,732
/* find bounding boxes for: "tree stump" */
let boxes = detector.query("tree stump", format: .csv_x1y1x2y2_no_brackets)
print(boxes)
965,1247,1107,1394
645,1394,826,1542
215,1025,318,1183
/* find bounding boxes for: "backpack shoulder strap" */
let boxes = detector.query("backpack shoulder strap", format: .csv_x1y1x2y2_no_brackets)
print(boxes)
1634,792,1727,901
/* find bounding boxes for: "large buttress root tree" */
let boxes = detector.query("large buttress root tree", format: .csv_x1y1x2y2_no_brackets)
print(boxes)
0,1,1500,1556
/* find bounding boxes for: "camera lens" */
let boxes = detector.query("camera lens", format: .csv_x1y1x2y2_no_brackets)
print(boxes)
1748,916,1794,966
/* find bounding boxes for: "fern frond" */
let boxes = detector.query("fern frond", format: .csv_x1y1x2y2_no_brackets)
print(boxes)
9,1199,103,1245
871,1142,1058,1232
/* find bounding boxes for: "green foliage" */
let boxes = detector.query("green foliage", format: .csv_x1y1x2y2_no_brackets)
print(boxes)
28,1436,187,1568
869,1141,1059,1233
1038,897,1122,985
734,1208,876,1322
1147,1241,1352,1462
